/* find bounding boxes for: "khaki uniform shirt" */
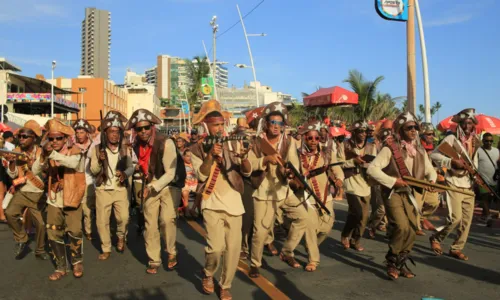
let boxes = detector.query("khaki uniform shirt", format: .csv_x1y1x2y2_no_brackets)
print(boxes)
430,135,478,189
32,151,83,208
7,157,44,193
90,147,134,191
248,138,300,201
339,142,377,197
367,142,437,189
191,142,251,216
149,139,178,193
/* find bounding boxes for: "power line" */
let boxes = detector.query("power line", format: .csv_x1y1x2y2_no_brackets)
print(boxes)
216,0,265,39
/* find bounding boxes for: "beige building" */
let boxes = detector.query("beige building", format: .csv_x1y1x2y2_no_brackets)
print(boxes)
126,85,161,119
81,7,111,79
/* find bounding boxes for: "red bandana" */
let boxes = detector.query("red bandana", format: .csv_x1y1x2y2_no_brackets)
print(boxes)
138,144,152,174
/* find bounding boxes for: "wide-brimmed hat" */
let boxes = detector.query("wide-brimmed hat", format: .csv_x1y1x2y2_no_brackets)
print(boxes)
245,106,266,129
175,132,190,143
104,111,128,123
298,120,324,135
451,108,478,125
19,120,42,137
191,100,223,125
43,119,75,141
349,120,369,132
126,109,162,130
393,111,420,133
377,127,393,141
101,117,124,131
262,102,289,125
420,122,435,134
72,119,92,132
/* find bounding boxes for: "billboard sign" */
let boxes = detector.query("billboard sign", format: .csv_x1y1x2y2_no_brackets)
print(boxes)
375,0,408,22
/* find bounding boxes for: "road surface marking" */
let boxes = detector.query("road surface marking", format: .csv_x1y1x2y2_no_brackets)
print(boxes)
184,218,291,300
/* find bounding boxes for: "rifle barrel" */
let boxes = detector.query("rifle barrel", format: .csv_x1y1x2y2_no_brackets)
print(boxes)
403,176,475,197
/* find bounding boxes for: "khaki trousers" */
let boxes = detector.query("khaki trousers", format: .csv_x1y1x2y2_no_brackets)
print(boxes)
384,192,418,255
204,209,242,290
46,204,83,241
250,193,308,268
82,184,96,235
433,186,474,251
303,201,334,265
368,186,387,229
144,186,181,266
5,191,46,254
241,181,254,255
342,194,370,241
416,190,440,229
95,188,129,253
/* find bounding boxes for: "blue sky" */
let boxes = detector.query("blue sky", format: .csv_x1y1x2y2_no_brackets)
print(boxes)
1,0,499,122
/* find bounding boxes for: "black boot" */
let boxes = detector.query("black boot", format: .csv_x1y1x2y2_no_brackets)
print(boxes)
49,240,68,276
385,252,399,280
14,242,28,260
397,251,416,278
68,233,84,278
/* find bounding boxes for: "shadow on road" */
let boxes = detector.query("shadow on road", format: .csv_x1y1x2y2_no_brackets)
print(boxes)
92,285,179,300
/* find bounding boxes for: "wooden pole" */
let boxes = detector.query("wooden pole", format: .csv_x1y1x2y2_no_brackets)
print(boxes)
407,0,416,114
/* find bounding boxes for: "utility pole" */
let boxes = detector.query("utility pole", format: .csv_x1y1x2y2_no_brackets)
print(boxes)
407,0,416,114
415,0,431,123
210,16,219,101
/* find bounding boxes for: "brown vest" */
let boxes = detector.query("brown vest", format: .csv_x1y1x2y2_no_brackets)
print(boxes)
13,146,45,190
48,146,86,208
380,142,426,195
190,141,244,194
250,135,291,189
94,143,129,187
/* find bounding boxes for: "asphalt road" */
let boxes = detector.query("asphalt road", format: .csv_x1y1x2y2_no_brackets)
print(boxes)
0,201,499,300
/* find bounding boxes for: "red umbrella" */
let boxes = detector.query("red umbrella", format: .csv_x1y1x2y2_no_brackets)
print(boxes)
304,86,358,107
437,114,500,135
0,123,11,132
329,126,350,137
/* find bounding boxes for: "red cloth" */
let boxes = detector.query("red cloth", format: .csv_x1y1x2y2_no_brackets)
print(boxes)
421,140,434,151
138,144,152,175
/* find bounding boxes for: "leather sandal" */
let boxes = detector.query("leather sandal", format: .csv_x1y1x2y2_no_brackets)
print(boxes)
167,254,177,269
449,250,469,261
416,230,426,236
429,237,443,256
350,240,364,252
387,266,399,280
220,288,233,300
98,252,111,260
240,251,248,260
116,237,125,253
146,265,159,275
305,263,317,272
48,270,67,281
249,266,260,278
368,227,376,239
341,237,350,250
377,225,387,232
85,233,92,241
279,252,300,268
266,243,278,256
73,263,84,278
421,219,436,231
400,266,416,278
202,272,214,294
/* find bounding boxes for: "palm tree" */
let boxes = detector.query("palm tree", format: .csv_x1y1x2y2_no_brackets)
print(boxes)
185,56,211,110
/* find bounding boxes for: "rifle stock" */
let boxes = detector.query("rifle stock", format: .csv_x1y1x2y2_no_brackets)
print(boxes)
307,161,344,179
402,176,475,197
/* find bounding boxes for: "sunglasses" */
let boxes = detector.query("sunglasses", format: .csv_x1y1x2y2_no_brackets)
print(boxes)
483,140,494,143
135,125,151,132
357,129,367,133
269,120,284,127
19,134,33,140
48,136,64,142
306,136,320,141
404,125,418,131
424,133,435,136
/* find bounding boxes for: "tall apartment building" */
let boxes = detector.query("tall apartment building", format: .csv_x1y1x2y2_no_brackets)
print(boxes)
81,7,111,79
215,62,229,88
145,67,157,85
156,55,191,100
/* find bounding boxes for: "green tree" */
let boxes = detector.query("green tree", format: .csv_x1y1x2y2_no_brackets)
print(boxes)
417,101,443,122
185,56,211,111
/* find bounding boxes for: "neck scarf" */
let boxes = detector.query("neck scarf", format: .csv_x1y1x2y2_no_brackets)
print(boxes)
401,140,417,158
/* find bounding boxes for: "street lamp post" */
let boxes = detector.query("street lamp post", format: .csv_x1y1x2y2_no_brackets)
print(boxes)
236,4,265,107
51,61,56,118
209,16,219,102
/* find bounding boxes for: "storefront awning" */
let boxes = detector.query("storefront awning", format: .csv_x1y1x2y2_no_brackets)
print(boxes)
8,73,78,95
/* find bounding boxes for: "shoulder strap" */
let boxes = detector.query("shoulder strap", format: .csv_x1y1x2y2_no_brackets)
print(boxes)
481,147,497,169
386,141,411,177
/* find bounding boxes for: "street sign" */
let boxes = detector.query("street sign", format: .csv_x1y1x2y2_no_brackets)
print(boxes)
181,101,189,115
375,0,408,22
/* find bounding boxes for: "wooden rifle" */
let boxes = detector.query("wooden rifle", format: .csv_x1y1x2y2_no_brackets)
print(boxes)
0,149,27,161
437,141,500,200
260,137,331,216
306,161,344,179
402,176,475,197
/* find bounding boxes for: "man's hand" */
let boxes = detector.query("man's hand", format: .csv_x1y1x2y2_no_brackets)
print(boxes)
393,178,409,188
263,154,281,165
115,170,126,183
334,178,343,188
451,159,465,170
143,186,151,199
4,153,17,162
99,150,106,161
353,156,366,165
211,143,223,158
425,180,436,192
43,143,53,158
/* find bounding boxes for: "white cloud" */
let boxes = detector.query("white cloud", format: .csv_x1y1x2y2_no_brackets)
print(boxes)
425,14,474,27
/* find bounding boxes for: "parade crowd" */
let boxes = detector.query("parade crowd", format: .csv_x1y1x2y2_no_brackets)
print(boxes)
0,101,499,300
